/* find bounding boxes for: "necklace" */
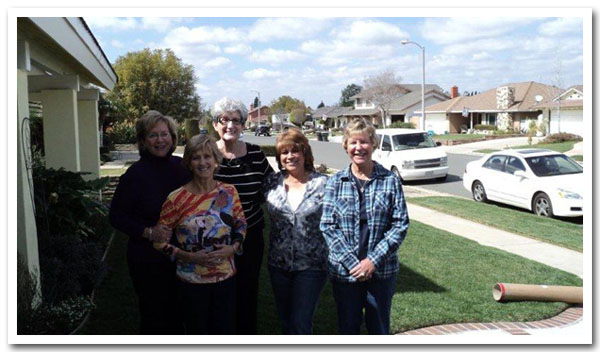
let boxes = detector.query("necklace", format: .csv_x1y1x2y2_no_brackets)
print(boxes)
354,175,369,192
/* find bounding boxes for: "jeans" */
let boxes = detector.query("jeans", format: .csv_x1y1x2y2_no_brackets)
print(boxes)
331,275,397,335
177,277,236,335
269,265,327,334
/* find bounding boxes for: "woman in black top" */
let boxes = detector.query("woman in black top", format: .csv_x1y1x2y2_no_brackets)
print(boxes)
109,110,190,334
211,97,274,334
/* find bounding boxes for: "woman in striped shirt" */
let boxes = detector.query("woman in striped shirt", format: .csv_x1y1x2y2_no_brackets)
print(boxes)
211,97,274,334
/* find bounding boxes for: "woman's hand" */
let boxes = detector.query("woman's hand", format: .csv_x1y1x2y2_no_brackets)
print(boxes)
188,250,215,265
207,243,239,264
349,258,376,281
144,224,172,242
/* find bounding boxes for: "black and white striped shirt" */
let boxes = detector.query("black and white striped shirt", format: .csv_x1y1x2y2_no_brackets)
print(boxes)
214,142,274,229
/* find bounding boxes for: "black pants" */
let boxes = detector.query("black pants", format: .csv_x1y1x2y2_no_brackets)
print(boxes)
234,220,265,334
177,277,236,334
128,259,184,335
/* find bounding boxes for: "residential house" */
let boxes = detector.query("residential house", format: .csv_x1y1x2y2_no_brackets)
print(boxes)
17,18,117,292
535,85,583,137
423,81,564,135
334,84,450,129
246,104,271,127
310,105,353,129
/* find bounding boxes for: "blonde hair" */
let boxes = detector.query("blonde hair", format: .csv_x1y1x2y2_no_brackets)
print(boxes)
136,110,178,155
275,127,315,172
182,134,223,171
342,117,379,149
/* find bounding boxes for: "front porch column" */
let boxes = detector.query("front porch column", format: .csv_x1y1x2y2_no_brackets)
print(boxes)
77,88,100,179
39,89,80,172
17,69,41,295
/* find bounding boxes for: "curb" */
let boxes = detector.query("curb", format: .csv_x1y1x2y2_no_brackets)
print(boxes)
400,307,582,335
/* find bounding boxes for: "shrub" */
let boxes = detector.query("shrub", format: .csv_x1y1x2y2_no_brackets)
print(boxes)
389,121,415,129
474,124,497,131
105,121,136,144
17,253,39,334
260,145,276,157
26,296,95,334
543,133,582,143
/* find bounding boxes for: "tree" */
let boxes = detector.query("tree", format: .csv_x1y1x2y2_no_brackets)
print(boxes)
317,101,325,109
361,68,404,128
270,95,307,115
290,108,307,126
339,84,362,107
253,96,260,108
105,48,201,123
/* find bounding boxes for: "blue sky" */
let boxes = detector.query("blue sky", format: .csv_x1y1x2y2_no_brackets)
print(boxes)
84,15,584,110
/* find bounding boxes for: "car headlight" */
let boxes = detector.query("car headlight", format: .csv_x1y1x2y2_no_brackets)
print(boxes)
441,156,448,166
557,189,582,199
402,160,415,169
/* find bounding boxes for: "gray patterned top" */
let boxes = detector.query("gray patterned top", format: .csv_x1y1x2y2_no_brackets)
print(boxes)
263,171,329,272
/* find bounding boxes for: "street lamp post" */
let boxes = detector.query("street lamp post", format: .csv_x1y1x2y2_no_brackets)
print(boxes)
251,89,261,126
401,40,426,131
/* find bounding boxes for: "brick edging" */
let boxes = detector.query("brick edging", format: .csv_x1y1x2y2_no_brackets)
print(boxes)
400,306,583,335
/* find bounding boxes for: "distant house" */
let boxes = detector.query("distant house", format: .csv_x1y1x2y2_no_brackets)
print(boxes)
310,105,352,129
17,18,117,293
422,81,566,135
535,85,583,136
246,104,271,127
337,84,450,128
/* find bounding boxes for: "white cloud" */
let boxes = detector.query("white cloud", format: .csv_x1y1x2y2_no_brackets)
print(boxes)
420,17,540,45
140,18,177,32
224,44,252,55
248,18,331,42
333,19,408,45
250,48,305,64
163,26,245,45
204,57,231,68
300,39,397,66
538,17,583,36
243,68,282,80
110,40,124,48
440,38,515,56
84,17,137,31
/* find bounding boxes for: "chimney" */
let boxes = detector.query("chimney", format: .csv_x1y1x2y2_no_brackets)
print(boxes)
250,103,254,110
451,86,459,99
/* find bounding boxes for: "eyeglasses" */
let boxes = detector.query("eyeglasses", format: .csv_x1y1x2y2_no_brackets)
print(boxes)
218,117,243,126
147,132,170,140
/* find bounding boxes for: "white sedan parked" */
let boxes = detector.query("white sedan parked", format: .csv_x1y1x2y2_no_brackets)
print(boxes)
462,149,583,217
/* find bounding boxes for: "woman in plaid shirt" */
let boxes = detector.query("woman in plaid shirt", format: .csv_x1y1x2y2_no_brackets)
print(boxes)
320,118,409,335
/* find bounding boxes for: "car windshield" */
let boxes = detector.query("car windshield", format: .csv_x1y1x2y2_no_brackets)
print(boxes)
525,154,583,177
392,133,436,150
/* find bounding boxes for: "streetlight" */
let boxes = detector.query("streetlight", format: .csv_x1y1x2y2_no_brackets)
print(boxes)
401,40,426,131
250,89,261,126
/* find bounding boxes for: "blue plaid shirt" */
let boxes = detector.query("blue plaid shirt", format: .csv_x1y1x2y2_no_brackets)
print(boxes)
320,161,409,282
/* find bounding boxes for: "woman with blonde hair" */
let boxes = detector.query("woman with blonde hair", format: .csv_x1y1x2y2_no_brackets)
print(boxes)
109,110,190,334
154,134,246,334
263,128,328,334
320,117,409,335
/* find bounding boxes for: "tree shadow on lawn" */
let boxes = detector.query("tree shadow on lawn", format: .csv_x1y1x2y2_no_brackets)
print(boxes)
395,262,446,294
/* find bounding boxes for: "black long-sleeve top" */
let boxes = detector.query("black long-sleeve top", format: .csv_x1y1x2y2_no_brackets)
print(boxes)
109,152,191,265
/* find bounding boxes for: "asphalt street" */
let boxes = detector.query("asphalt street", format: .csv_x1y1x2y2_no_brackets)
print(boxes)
243,134,478,198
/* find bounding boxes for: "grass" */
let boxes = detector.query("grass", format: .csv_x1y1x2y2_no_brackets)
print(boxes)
434,134,486,141
474,140,580,154
100,168,128,177
79,213,581,335
571,155,583,162
408,196,583,252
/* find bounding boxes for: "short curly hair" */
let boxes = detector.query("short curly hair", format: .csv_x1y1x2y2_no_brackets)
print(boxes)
342,117,379,150
210,97,248,124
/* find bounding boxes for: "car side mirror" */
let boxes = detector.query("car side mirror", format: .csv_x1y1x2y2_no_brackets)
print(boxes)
381,144,391,152
514,170,527,178
436,141,442,146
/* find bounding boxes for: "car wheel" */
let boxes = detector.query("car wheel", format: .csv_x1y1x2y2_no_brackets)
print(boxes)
391,166,403,182
472,181,487,202
533,193,554,217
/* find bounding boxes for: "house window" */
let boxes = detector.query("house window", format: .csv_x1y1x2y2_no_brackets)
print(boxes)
486,113,497,125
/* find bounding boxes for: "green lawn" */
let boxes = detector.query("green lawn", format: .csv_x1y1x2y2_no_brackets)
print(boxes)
434,134,486,141
474,140,581,155
79,214,581,335
408,196,583,252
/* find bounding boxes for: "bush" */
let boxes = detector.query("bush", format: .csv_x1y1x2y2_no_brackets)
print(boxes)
105,121,136,144
389,121,415,129
474,124,497,131
543,133,582,143
26,296,95,334
17,253,39,334
260,145,276,157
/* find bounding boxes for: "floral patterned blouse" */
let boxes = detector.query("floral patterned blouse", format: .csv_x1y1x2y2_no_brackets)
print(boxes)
263,171,328,272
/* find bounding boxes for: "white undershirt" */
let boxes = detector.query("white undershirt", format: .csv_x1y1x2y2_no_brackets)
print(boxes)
287,185,306,212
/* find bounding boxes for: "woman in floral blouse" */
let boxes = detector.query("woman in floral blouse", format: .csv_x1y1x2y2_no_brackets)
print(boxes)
154,134,246,334
263,128,328,334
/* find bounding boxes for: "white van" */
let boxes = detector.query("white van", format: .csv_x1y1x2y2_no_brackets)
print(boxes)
373,129,448,181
